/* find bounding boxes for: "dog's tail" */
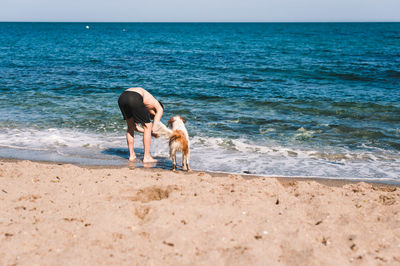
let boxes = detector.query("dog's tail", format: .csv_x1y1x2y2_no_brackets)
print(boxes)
155,121,172,138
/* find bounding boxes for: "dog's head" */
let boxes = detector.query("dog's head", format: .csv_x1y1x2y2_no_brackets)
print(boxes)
168,115,186,129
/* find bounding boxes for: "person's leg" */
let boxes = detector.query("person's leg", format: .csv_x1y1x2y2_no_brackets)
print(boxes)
143,122,157,163
126,118,136,161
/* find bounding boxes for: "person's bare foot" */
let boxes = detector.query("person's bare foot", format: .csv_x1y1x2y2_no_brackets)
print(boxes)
143,156,157,163
129,156,136,162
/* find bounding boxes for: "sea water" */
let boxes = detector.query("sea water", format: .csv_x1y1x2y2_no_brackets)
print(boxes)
0,22,399,183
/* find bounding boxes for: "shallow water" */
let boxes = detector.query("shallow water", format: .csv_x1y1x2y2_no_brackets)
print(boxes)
1,22,399,183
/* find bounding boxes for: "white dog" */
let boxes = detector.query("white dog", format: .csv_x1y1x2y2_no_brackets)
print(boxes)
156,115,190,171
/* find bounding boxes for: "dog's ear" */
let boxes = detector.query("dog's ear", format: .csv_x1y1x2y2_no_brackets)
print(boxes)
179,115,186,123
168,117,174,127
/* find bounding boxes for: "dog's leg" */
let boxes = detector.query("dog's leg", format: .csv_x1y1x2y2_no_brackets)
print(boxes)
186,151,191,172
182,153,186,171
171,149,177,171
182,151,190,172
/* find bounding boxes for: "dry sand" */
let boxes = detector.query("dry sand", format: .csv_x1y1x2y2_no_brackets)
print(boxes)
0,159,399,265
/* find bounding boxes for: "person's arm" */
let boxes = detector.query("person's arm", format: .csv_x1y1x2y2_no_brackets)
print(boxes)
151,102,164,133
141,89,163,132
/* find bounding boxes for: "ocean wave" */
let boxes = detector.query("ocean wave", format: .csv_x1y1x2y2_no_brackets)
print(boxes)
0,126,399,182
190,136,400,163
0,127,123,151
147,40,172,45
325,71,375,81
385,70,400,78
189,136,400,180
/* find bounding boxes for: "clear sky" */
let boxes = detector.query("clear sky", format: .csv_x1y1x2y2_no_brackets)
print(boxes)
1,0,400,22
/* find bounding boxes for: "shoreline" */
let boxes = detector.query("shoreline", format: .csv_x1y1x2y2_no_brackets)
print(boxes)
1,157,399,186
1,159,399,264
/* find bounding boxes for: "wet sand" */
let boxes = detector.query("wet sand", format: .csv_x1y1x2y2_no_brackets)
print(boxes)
0,159,399,265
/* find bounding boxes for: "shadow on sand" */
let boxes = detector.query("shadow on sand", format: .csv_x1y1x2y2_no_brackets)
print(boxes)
102,147,172,170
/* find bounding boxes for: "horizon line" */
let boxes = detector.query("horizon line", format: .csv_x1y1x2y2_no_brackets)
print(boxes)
1,21,400,23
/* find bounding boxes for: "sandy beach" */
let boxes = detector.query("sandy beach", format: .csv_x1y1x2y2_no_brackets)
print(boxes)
0,159,399,265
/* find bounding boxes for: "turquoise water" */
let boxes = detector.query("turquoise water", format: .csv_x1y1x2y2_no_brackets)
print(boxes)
0,23,399,183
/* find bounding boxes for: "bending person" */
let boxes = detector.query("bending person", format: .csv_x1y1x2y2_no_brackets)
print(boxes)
118,87,164,163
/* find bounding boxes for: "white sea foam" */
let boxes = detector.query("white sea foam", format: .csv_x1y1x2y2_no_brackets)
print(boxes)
0,128,119,150
1,127,399,183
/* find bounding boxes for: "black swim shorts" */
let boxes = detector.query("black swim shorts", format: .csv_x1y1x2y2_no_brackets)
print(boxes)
118,91,151,125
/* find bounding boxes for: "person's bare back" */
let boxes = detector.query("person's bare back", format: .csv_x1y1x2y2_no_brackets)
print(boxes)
125,87,163,130
126,87,157,111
